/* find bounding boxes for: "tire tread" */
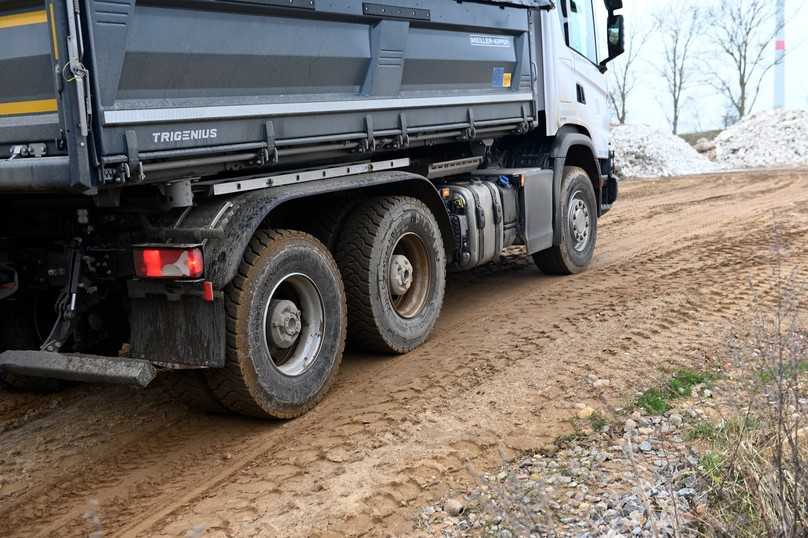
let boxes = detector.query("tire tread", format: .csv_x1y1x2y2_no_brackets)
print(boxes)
207,229,346,419
336,196,444,353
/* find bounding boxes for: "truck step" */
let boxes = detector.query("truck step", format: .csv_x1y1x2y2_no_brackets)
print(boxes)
0,351,157,388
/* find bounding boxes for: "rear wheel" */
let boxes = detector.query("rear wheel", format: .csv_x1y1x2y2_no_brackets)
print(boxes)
336,196,446,354
206,230,346,419
301,197,363,253
533,166,598,275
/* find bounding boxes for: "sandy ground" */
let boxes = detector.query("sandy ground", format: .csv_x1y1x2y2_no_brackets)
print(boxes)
1,168,807,538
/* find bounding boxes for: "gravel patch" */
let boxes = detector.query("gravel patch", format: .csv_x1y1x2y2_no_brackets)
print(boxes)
419,405,710,537
714,109,808,169
611,125,721,180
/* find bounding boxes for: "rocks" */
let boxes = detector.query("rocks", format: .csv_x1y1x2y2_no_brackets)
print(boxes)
423,425,706,537
676,487,697,498
694,138,716,154
611,124,721,179
444,498,465,516
422,386,712,537
594,379,611,389
714,109,808,169
577,406,596,419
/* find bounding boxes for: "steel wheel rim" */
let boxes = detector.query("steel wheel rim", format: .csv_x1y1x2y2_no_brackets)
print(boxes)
568,190,592,252
262,273,324,377
388,232,431,319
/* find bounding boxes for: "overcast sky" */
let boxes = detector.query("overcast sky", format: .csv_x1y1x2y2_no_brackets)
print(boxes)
616,0,808,133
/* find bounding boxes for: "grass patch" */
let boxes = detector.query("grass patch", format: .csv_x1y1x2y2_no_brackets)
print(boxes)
699,451,724,485
687,417,760,444
687,421,718,441
588,411,609,432
668,369,714,397
637,388,670,415
757,359,808,384
636,369,716,415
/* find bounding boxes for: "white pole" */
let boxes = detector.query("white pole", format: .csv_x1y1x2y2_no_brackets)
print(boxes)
774,0,785,108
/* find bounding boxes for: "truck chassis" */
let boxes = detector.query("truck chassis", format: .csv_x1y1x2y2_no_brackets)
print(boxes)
0,0,624,418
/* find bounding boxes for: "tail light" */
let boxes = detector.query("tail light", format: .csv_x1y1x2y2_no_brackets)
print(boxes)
133,247,204,279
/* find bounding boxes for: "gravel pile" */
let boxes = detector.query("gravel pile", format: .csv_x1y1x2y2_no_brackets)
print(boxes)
714,109,808,169
611,125,721,180
419,395,715,537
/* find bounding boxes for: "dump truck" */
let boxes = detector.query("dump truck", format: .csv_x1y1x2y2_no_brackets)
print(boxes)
0,0,624,418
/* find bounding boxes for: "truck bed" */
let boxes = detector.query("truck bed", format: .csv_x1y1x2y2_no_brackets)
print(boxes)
0,0,547,193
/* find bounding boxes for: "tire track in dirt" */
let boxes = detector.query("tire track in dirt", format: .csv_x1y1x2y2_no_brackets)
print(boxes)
1,169,807,537
85,211,808,534
6,220,808,532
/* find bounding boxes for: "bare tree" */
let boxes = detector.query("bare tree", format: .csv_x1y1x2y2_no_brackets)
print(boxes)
607,25,652,125
655,5,703,135
708,0,785,119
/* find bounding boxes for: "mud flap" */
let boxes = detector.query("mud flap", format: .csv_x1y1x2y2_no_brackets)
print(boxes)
601,174,619,215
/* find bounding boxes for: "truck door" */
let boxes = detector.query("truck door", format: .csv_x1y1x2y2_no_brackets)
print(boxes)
564,0,610,159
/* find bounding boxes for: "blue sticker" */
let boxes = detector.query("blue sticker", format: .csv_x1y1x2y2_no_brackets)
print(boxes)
491,67,505,88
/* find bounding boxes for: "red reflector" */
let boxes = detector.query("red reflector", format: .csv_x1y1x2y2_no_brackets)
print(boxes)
202,281,214,302
133,247,204,279
186,249,204,277
142,249,163,278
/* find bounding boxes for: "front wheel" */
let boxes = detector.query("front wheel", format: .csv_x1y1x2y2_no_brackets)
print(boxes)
533,166,598,275
206,230,346,419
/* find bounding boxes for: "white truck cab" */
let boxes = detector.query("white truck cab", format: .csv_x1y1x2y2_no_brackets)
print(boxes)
544,0,624,159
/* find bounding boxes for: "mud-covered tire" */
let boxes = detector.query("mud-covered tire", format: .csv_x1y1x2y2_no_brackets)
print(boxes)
336,196,446,354
206,230,346,419
533,166,598,275
301,197,364,253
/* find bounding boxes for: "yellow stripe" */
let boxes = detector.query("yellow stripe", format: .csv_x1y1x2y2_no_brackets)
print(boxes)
0,99,58,116
0,10,48,29
49,3,59,60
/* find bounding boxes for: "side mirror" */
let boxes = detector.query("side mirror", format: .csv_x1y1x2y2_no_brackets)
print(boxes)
604,0,623,10
599,14,625,72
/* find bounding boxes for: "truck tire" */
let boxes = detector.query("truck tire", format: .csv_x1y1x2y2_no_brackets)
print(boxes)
206,230,346,419
336,196,446,354
301,197,363,253
533,166,598,275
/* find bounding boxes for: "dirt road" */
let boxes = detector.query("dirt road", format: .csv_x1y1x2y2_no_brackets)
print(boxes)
1,169,807,537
